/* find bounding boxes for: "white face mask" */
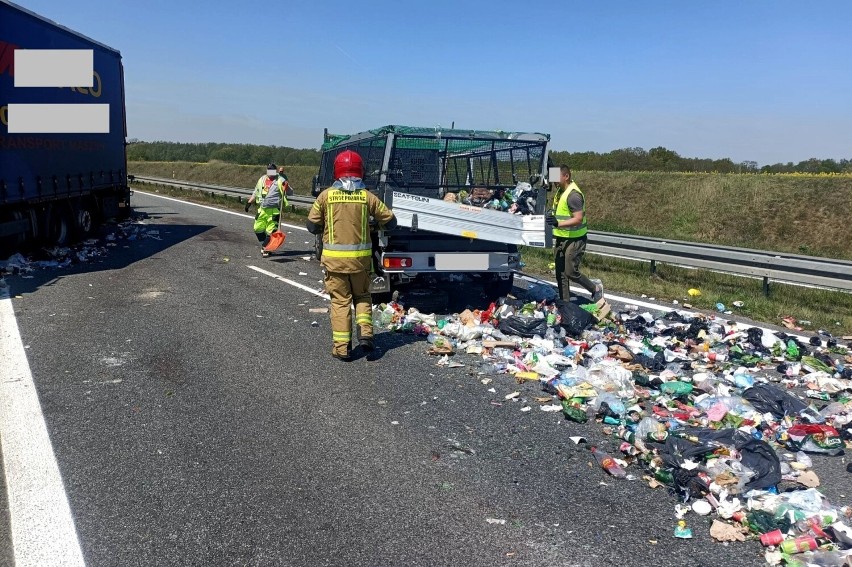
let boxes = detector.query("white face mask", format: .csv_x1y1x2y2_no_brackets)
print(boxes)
267,170,277,176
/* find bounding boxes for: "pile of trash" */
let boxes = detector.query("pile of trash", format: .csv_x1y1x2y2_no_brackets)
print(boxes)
447,181,539,215
373,284,852,566
0,215,157,280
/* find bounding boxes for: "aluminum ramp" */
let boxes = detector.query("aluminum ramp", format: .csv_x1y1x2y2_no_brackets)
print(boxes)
387,191,548,248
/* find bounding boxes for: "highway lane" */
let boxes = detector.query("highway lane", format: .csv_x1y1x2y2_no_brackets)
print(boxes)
0,191,798,566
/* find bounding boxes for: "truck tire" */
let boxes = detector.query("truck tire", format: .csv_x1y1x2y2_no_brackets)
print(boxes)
46,203,73,246
484,273,515,301
401,287,449,314
74,199,100,239
0,210,29,254
313,234,323,260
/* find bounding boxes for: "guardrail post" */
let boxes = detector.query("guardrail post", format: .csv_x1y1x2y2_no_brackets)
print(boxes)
650,259,657,275
763,277,770,297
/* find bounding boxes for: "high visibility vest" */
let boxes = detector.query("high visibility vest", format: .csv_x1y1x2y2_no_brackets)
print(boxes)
551,181,587,239
253,175,289,209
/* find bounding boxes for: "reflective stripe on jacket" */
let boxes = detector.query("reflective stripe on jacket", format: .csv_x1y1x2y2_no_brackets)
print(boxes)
308,182,394,273
551,181,587,239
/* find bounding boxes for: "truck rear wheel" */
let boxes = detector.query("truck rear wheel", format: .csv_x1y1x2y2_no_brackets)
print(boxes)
484,273,515,301
46,203,73,246
74,199,100,239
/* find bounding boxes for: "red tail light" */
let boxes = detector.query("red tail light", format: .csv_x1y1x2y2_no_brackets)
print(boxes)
383,257,412,269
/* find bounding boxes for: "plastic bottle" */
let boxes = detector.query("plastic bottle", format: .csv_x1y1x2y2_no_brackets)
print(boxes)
590,446,627,478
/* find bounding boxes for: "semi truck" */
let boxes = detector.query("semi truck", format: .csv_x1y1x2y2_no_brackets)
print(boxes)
0,0,130,256
312,125,552,299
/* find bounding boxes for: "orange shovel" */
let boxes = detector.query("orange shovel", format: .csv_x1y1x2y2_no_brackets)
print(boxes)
263,224,286,252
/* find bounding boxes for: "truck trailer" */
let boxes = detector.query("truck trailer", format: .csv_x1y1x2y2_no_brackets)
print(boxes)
312,125,552,300
0,0,130,255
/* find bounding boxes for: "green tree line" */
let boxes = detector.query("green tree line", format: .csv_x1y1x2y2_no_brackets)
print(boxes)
126,141,321,166
127,140,851,174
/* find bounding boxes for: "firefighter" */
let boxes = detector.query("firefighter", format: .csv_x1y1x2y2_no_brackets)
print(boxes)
246,162,289,257
307,150,397,360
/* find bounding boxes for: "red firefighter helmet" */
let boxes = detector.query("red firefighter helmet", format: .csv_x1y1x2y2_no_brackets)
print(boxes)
333,150,364,179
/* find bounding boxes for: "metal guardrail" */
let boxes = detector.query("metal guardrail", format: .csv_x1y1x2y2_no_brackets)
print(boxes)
130,175,852,294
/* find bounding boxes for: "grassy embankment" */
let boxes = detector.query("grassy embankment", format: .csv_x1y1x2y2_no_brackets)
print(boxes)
130,161,852,335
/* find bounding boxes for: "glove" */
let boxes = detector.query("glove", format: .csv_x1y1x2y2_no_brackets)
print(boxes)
545,212,558,227
244,201,251,212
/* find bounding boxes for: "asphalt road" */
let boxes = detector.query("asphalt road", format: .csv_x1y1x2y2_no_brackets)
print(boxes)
1,191,847,567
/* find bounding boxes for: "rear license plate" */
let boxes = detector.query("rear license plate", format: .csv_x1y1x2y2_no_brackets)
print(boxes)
434,253,489,271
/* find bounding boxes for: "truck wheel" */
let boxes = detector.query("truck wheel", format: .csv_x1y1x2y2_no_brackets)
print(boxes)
484,273,515,300
313,234,323,260
74,200,100,239
46,204,73,246
0,210,29,253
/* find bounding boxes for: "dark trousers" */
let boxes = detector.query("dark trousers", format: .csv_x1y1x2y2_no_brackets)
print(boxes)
554,236,596,301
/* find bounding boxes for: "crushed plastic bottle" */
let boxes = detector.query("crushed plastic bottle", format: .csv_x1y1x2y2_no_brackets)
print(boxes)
590,446,627,478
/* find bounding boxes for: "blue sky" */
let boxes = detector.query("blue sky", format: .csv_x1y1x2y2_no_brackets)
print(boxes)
16,0,852,166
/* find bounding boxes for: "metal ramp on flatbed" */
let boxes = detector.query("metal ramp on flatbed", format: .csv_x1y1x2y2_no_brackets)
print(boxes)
386,190,549,248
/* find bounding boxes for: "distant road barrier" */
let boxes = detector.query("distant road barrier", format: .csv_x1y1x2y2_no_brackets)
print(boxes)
131,175,852,294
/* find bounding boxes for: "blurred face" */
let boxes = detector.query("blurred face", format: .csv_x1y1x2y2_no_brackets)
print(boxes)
267,169,277,177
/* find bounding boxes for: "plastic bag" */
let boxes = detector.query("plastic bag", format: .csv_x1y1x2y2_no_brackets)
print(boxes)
785,424,844,455
585,360,634,398
498,315,547,338
556,300,595,337
741,383,808,419
526,283,558,302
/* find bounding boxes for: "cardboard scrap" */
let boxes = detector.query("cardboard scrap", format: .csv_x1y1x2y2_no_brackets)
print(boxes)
482,340,519,349
797,470,820,488
710,520,746,542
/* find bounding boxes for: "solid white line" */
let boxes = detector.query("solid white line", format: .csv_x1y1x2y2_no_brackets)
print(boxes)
516,273,818,343
133,189,308,232
0,292,86,567
246,265,329,299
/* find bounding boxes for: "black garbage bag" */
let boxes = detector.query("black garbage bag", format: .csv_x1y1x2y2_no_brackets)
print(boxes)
623,318,650,333
555,300,595,337
692,428,782,491
632,352,667,372
686,320,709,340
498,315,547,338
650,435,718,470
742,383,808,419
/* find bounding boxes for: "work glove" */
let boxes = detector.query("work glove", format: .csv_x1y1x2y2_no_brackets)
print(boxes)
244,201,251,212
545,212,558,227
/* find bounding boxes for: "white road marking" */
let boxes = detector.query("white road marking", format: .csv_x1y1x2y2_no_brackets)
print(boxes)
0,292,86,567
134,189,308,232
517,273,817,343
247,265,329,299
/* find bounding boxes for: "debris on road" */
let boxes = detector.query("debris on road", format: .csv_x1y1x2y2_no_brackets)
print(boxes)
372,286,852,564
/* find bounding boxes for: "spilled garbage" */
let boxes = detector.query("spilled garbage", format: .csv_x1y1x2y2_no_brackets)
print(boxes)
0,214,157,279
373,285,852,566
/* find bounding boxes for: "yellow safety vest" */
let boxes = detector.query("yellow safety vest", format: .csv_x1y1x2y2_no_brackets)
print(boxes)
551,181,587,239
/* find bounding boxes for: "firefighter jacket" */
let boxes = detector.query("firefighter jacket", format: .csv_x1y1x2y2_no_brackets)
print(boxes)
308,178,395,273
253,175,289,209
551,181,587,239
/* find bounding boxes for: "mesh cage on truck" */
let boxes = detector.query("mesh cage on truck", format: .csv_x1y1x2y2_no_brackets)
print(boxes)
315,125,550,199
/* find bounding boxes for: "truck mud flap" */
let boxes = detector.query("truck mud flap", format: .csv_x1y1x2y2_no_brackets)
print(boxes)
369,274,391,294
